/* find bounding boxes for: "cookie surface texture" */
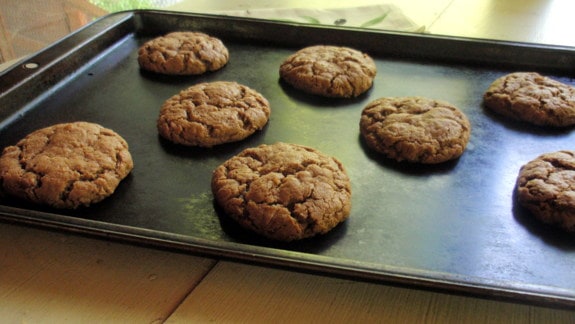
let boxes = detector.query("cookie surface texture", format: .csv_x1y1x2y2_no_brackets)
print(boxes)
157,81,271,147
360,97,471,164
138,31,229,75
279,45,377,98
0,122,134,209
211,142,352,241
483,72,575,127
516,150,575,232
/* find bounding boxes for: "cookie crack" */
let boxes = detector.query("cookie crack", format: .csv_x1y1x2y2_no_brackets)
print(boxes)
547,158,574,173
60,179,75,204
17,146,28,171
197,54,215,71
237,110,255,130
28,173,43,201
159,49,172,63
181,52,192,74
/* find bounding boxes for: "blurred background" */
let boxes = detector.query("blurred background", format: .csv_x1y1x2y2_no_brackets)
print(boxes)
1,0,574,65
0,0,185,63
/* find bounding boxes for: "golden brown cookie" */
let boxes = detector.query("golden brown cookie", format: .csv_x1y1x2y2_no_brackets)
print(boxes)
279,45,377,98
0,122,134,209
138,31,229,75
483,72,575,127
157,81,271,147
516,151,575,232
211,142,351,241
360,97,471,164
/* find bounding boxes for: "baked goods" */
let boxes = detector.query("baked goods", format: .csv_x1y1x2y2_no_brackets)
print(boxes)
138,31,229,75
279,45,377,98
483,72,575,127
516,151,575,232
0,122,134,209
360,97,471,164
211,142,351,241
157,81,271,147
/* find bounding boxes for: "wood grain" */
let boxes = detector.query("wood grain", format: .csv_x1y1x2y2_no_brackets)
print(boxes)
0,222,216,323
166,261,575,323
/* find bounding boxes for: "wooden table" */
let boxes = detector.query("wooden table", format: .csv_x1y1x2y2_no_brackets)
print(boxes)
1,0,575,322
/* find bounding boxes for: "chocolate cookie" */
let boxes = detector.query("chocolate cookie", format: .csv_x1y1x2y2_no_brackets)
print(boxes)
516,151,575,232
157,81,271,147
360,97,471,164
211,142,351,241
279,45,377,98
0,122,134,209
483,72,575,127
138,31,229,75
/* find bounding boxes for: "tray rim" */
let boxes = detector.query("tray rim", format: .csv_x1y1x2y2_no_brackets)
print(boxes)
2,204,575,308
1,9,575,308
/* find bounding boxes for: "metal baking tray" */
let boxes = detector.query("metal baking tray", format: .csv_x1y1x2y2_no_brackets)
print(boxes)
2,10,575,307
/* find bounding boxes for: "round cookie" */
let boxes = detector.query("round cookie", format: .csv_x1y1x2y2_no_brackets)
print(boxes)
360,97,471,164
211,142,351,241
157,81,270,147
483,72,575,127
138,31,229,75
279,45,377,98
516,150,575,232
0,122,134,209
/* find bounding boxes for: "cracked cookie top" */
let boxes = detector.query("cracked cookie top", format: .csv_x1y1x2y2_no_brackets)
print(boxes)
211,142,351,241
0,122,134,209
138,31,229,75
516,150,575,232
360,97,471,164
279,45,377,98
157,81,271,147
483,72,575,127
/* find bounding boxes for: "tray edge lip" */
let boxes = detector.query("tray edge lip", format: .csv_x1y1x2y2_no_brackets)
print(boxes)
1,205,574,309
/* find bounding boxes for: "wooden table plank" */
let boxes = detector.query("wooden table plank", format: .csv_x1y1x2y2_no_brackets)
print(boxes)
166,261,575,323
0,222,216,323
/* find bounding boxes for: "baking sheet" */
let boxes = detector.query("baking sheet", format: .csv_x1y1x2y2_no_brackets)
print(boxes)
1,10,575,307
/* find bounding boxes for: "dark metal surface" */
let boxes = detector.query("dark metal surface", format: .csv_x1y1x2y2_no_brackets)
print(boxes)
1,10,575,307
